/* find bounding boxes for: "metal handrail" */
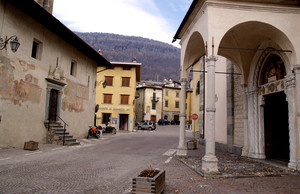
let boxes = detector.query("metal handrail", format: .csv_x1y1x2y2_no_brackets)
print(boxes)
56,115,69,146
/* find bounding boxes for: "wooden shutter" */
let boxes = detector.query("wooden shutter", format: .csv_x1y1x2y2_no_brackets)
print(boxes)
104,94,112,104
105,76,113,86
121,95,129,104
122,77,130,87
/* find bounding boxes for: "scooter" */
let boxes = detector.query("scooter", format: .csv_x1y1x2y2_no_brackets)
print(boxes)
87,125,102,139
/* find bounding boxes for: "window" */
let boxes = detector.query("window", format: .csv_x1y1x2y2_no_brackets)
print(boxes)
121,95,129,104
165,100,168,107
152,103,156,110
165,90,169,96
103,94,112,104
123,66,131,70
105,76,113,86
175,101,179,108
70,61,77,76
31,39,42,60
122,77,130,87
176,92,179,97
102,113,111,125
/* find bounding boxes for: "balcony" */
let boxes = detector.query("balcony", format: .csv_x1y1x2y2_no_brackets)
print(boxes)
151,96,159,103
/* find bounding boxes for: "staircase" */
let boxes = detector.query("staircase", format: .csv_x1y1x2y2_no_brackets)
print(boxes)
45,121,80,146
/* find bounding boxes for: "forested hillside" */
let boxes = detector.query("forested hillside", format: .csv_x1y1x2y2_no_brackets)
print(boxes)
75,32,180,81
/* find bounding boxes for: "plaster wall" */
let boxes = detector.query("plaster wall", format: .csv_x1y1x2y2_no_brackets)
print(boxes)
0,2,97,147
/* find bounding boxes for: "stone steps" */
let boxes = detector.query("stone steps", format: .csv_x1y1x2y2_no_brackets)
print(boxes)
45,121,80,146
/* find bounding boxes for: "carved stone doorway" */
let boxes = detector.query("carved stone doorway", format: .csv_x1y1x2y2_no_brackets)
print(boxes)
48,89,59,122
264,91,289,163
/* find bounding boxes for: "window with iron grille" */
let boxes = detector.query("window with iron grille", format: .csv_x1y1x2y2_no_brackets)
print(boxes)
103,94,112,104
105,76,113,86
121,95,129,104
122,77,130,87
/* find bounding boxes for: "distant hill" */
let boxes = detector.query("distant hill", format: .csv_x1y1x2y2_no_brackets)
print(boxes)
75,32,180,81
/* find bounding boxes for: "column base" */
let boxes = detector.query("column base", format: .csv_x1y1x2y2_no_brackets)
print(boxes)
201,155,220,175
176,146,187,156
288,160,297,170
248,152,266,159
241,147,249,157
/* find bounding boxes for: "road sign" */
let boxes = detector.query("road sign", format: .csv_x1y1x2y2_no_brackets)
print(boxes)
191,113,198,120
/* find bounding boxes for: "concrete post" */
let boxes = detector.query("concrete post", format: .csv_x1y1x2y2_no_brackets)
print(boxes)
201,56,219,174
177,78,187,156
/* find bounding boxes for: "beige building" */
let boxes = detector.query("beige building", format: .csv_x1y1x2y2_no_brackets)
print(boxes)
95,61,141,132
135,85,163,123
174,0,300,172
162,86,181,122
0,0,111,147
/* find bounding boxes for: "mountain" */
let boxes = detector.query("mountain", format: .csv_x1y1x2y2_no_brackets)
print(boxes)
75,32,180,81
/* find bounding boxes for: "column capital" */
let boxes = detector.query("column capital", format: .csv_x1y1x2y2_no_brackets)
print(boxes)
180,78,188,83
206,56,218,63
286,74,296,88
293,64,300,74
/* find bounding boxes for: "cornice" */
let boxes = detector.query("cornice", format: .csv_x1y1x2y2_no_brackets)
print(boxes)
207,0,300,14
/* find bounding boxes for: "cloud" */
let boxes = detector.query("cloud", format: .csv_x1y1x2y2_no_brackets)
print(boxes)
53,0,175,44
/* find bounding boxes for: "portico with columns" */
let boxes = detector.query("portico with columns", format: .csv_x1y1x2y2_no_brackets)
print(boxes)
173,0,300,172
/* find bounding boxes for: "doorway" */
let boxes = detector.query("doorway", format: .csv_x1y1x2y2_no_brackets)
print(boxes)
151,115,156,123
264,92,289,163
48,89,58,122
119,114,128,131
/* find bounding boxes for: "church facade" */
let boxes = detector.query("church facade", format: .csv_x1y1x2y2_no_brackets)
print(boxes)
174,0,300,171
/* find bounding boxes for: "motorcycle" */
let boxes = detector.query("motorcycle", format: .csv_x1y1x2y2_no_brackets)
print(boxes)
87,125,102,139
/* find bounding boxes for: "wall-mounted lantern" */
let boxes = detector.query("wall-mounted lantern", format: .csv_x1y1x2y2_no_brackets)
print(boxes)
0,35,20,52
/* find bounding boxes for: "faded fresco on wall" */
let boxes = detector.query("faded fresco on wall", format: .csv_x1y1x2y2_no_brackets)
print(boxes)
0,57,41,105
62,79,89,112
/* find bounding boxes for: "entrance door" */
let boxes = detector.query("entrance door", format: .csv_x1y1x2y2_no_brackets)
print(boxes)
119,114,128,130
264,92,289,162
48,89,58,122
151,115,156,123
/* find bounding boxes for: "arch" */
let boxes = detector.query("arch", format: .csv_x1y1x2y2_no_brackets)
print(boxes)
218,21,296,85
181,31,205,79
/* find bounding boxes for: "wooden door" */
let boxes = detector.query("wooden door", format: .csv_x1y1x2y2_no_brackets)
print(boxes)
48,89,58,122
119,114,128,130
151,115,156,123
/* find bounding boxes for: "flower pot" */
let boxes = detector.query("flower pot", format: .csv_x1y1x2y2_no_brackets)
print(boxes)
132,170,165,194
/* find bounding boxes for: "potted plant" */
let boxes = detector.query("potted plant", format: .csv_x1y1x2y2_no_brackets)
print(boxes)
132,168,165,194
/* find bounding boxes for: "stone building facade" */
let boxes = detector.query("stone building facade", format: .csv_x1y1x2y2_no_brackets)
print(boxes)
0,0,110,147
174,0,300,171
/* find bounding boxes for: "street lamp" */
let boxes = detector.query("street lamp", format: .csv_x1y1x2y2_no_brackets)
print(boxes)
0,35,20,52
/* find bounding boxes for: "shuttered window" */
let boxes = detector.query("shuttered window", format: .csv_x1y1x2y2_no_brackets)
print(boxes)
105,76,113,86
103,94,112,104
122,77,130,87
121,95,129,104
175,101,179,108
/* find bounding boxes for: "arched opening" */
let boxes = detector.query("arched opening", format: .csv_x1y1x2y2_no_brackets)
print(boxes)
260,54,289,163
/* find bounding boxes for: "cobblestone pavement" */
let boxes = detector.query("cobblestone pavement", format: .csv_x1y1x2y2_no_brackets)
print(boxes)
0,128,300,194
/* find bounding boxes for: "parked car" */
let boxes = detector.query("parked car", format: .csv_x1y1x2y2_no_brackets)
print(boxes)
158,119,170,125
138,121,156,131
171,120,180,125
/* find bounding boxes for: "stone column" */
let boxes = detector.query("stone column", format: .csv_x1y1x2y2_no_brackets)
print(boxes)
285,72,298,170
242,85,249,157
294,65,300,170
177,78,187,156
201,56,219,174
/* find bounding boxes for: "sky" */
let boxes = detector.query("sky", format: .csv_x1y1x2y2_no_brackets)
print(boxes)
53,0,193,47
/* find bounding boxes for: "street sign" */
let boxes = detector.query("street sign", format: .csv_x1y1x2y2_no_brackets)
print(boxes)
191,113,198,120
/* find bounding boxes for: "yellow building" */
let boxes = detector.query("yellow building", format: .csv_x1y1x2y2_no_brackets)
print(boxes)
95,61,141,132
185,89,193,125
162,86,180,122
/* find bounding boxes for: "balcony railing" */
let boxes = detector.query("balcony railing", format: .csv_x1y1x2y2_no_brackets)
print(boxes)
151,97,159,103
